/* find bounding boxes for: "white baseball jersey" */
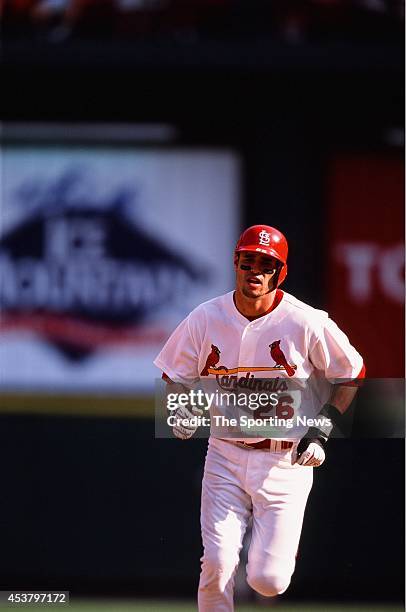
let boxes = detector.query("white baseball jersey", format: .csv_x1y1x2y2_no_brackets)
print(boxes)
154,289,363,440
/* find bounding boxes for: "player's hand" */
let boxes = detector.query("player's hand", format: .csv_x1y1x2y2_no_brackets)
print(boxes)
292,403,343,466
172,405,203,440
292,439,326,467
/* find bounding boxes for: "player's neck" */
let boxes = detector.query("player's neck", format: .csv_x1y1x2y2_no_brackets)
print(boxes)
233,289,277,319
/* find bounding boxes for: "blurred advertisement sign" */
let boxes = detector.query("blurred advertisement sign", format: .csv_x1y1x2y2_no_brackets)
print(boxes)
327,155,404,377
0,143,240,391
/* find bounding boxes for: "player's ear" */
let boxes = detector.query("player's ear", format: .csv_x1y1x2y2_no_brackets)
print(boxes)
234,253,239,270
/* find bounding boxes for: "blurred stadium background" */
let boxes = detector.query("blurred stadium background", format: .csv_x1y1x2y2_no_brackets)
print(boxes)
1,0,404,610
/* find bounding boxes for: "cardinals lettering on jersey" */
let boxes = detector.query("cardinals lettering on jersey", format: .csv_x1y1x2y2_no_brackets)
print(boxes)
270,340,295,377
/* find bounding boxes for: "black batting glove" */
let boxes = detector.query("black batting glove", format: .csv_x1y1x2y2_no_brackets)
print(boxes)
295,403,343,464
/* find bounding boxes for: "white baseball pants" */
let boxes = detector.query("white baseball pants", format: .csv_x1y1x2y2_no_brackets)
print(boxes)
198,437,313,612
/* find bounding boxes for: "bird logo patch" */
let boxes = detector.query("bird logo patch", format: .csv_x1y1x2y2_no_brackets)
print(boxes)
269,340,296,377
200,341,297,378
201,344,223,376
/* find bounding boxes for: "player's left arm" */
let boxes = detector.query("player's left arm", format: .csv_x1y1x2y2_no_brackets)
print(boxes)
294,317,365,466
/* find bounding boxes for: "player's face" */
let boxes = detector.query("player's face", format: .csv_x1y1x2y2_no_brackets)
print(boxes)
235,252,279,298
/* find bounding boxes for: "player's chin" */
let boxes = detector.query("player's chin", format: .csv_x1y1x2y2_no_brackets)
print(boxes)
243,283,263,297
243,289,261,299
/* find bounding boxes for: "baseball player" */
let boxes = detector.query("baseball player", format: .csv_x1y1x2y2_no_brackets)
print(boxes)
154,225,365,611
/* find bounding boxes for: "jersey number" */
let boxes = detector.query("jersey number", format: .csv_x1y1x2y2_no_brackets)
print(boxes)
253,394,294,420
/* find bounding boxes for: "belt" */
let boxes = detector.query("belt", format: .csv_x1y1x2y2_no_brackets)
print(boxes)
233,439,294,452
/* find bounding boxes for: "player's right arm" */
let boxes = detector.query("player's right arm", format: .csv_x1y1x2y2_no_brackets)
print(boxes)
162,373,203,440
154,313,202,440
154,313,201,385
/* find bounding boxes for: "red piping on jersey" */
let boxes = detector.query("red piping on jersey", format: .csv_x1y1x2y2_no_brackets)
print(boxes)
337,362,366,387
241,289,284,322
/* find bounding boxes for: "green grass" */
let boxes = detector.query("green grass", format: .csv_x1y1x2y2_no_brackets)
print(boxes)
0,600,403,612
82,604,401,612
70,604,403,612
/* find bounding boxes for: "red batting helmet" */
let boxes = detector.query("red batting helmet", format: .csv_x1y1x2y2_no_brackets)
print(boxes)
235,224,288,286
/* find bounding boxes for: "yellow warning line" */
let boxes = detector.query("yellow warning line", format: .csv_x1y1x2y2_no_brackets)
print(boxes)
0,393,155,418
